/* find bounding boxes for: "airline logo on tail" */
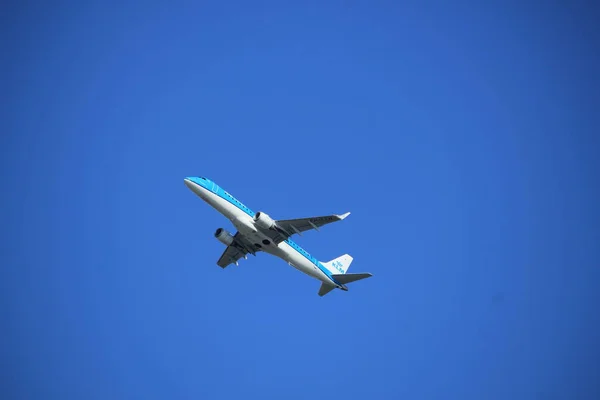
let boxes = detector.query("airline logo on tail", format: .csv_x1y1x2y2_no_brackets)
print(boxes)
331,261,344,273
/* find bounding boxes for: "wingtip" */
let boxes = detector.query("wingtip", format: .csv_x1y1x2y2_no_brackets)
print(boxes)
338,212,351,220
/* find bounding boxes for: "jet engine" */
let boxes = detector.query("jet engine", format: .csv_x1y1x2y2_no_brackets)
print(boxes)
253,211,276,230
214,228,234,246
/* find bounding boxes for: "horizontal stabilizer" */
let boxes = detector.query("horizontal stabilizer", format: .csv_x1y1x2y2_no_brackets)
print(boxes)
331,273,373,285
318,283,336,297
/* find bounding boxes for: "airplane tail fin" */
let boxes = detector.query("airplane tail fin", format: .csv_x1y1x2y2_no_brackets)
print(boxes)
318,254,372,297
322,254,353,275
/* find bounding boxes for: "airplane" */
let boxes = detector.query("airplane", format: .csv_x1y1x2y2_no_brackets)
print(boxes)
184,176,372,296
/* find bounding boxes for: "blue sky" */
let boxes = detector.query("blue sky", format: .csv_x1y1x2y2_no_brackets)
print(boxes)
2,1,599,399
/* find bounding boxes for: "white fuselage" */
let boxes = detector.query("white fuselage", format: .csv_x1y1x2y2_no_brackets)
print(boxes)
185,180,338,287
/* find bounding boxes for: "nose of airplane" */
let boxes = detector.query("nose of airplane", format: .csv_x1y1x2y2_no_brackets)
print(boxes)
184,177,194,189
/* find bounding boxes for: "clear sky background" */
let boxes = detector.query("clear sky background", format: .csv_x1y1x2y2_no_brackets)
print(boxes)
2,1,599,399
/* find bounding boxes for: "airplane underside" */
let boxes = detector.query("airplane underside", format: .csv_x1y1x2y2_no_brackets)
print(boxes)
183,176,373,296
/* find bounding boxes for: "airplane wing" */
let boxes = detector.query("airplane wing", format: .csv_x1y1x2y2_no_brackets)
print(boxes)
274,212,351,238
216,232,261,268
